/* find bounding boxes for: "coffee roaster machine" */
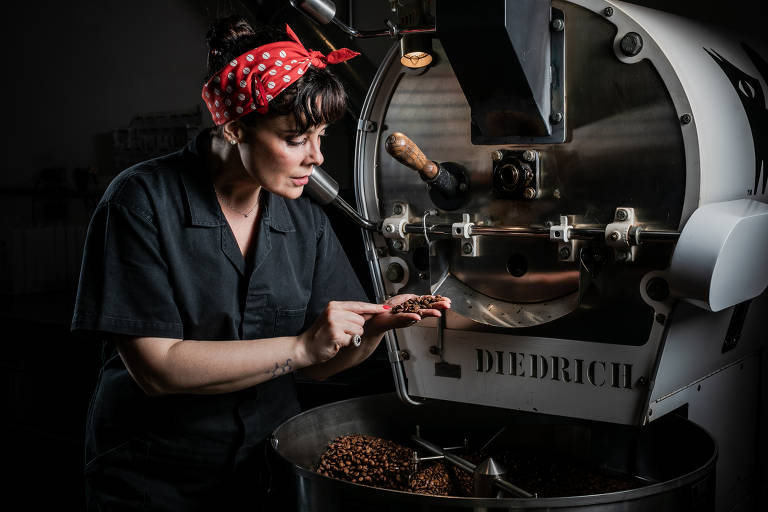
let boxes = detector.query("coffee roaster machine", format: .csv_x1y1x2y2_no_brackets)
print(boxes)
273,1,768,510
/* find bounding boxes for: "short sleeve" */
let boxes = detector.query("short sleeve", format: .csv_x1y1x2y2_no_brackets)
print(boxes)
71,201,183,339
305,211,369,325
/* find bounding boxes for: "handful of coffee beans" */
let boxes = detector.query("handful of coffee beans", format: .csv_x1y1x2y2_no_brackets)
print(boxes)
391,294,447,315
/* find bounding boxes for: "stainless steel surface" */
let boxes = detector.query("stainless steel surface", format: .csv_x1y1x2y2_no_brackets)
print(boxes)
356,1,684,329
269,393,716,511
306,165,339,205
290,0,336,25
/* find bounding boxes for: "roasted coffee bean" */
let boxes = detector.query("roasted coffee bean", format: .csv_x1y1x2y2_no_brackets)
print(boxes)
408,461,452,496
391,295,447,315
315,434,645,498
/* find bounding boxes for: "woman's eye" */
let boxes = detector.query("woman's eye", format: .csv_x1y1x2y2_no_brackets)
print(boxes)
286,138,307,147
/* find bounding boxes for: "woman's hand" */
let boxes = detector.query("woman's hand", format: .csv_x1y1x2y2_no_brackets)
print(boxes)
298,301,391,365
363,294,452,337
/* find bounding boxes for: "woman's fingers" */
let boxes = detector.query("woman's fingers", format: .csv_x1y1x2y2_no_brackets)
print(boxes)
330,300,392,316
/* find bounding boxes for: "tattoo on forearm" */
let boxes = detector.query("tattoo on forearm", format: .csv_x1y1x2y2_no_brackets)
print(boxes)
268,358,293,377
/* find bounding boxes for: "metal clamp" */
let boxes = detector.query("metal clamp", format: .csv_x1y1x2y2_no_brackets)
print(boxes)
382,202,411,252
549,215,572,242
452,213,479,257
605,207,637,262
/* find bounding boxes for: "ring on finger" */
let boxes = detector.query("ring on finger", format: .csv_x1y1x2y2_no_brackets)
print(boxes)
352,334,362,347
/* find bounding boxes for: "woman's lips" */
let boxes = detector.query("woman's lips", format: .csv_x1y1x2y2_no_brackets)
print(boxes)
291,176,309,186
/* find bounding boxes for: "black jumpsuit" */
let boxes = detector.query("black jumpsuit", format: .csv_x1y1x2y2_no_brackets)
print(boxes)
71,131,367,511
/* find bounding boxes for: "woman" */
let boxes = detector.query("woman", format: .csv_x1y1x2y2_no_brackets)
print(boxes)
72,16,449,511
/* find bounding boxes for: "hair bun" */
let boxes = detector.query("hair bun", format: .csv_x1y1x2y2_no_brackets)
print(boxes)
206,15,255,55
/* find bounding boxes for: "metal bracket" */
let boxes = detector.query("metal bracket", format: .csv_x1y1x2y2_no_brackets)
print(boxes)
382,202,411,252
549,215,572,242
550,215,578,262
452,213,479,257
605,207,637,263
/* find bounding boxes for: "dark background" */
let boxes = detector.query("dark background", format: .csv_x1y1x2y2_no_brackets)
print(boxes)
2,0,767,509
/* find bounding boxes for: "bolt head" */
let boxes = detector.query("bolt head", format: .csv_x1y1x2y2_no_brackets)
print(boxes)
616,250,630,261
429,346,439,355
551,18,564,31
385,224,394,233
603,6,614,17
393,204,403,215
620,32,643,57
400,350,410,360
523,187,536,199
550,112,563,124
376,247,387,257
522,149,536,162
609,231,621,241
492,150,504,162
680,113,692,125
559,246,571,259
615,209,628,221
392,240,403,251
462,242,473,254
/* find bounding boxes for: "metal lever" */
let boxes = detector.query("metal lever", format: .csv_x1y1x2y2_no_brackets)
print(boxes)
384,132,469,210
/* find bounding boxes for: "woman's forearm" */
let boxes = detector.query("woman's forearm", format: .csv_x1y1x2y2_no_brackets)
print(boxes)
116,335,312,395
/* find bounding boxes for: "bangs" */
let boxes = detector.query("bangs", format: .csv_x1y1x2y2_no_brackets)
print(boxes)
258,66,348,133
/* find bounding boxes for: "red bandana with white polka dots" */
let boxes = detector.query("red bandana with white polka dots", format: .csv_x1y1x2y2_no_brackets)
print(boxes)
201,25,359,125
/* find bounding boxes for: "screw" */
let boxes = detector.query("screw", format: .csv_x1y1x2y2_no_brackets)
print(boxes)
523,187,536,199
559,246,571,259
392,240,404,251
376,247,387,257
616,250,630,261
400,350,410,361
550,112,563,124
385,224,394,233
615,209,628,221
418,271,429,280
620,32,643,57
637,376,649,387
522,149,536,162
551,18,565,32
393,204,403,215
553,188,561,199
462,242,473,254
604,6,614,17
429,346,439,355
609,231,621,241
655,313,666,324
680,113,692,125
492,150,504,161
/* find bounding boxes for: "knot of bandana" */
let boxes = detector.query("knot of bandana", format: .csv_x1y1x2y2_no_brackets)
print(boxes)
201,24,360,125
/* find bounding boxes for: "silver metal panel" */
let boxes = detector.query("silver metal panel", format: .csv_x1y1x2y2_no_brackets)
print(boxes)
397,322,665,425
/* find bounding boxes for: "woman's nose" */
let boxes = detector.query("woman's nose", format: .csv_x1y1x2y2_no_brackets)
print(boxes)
305,137,324,167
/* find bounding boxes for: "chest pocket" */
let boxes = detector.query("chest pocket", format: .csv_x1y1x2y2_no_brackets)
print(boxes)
274,307,307,337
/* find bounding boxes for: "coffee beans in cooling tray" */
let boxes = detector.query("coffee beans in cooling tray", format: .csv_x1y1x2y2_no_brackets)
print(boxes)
315,434,413,491
315,434,464,496
391,294,446,315
315,434,647,498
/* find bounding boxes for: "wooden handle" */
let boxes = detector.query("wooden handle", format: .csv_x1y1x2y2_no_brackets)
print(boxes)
384,132,439,180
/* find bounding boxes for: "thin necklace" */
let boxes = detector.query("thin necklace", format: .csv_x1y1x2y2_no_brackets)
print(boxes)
215,188,260,218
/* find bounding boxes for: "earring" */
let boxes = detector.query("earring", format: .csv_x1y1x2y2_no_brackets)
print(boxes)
229,139,238,145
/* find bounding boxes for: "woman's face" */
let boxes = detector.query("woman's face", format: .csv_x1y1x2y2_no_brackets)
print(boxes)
239,114,326,199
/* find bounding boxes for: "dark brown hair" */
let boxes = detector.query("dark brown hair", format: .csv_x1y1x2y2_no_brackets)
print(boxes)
205,15,348,134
